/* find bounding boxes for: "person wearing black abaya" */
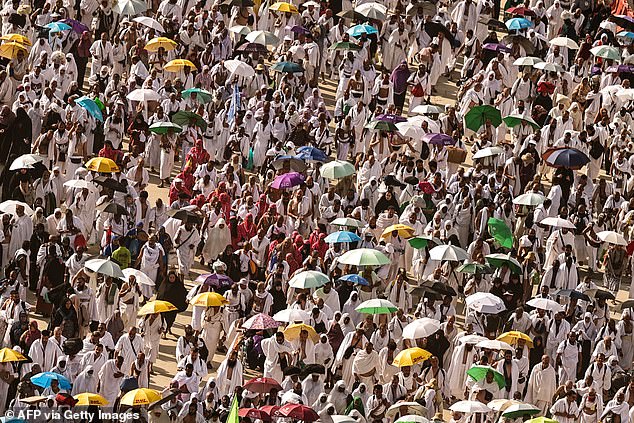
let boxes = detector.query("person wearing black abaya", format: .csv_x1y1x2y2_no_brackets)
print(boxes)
156,270,187,336
374,189,400,216
6,108,32,159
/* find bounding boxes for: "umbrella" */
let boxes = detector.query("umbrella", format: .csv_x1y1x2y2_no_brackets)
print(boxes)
376,114,408,124
284,323,319,342
133,16,164,32
513,192,545,206
44,21,71,32
534,61,565,73
347,24,378,37
502,404,541,418
355,299,398,314
246,30,280,46
0,347,27,362
166,208,204,224
502,114,540,130
620,30,634,39
172,110,207,130
222,0,254,6
543,147,590,169
386,403,427,419
144,37,177,52
271,172,304,189
243,313,280,330
329,41,361,51
465,292,506,314
411,104,444,115
464,105,502,131
224,59,255,77
273,308,311,323
622,299,634,310
365,119,398,132
467,365,506,388
164,59,197,72
502,34,535,54
424,21,455,44
190,292,228,307
429,245,468,261
269,2,299,13
459,335,490,345
355,2,387,20
271,61,304,74
229,25,251,36
0,200,33,216
296,146,328,161
76,96,104,122
149,121,182,134
279,404,319,421
126,88,161,102
513,56,543,66
324,231,361,243
85,157,119,173
527,298,565,313
244,377,283,393
392,347,432,367
539,216,576,229
485,253,522,274
195,273,234,289
138,300,177,316
31,372,72,390
481,18,508,31
120,388,161,406
408,236,442,249
337,9,366,20
597,230,628,246
338,274,369,286
74,393,109,406
450,400,493,413
593,289,616,300
381,223,415,238
272,156,307,173
497,331,534,348
101,202,128,215
0,33,31,45
395,416,430,423
338,248,390,266
526,418,559,423
610,14,634,30
122,268,155,287
457,262,493,274
239,409,271,421
473,146,504,159
555,289,591,302
483,42,512,53
320,160,355,179
64,179,98,193
422,133,456,146
288,25,310,34
0,41,26,59
549,36,580,49
506,6,536,15
476,339,514,351
331,217,362,228
112,0,147,14
592,45,621,61
84,258,124,278
237,42,269,53
288,270,330,289
487,218,514,249
402,318,441,339
9,154,43,171
505,17,533,30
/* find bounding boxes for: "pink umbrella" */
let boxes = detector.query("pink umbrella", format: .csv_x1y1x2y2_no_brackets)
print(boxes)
242,313,280,330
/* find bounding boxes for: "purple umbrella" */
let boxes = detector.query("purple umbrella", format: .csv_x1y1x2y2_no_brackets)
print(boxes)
236,42,268,53
483,43,512,53
375,113,407,123
288,25,310,34
196,273,234,289
62,18,89,34
422,133,456,146
271,172,305,189
606,64,634,73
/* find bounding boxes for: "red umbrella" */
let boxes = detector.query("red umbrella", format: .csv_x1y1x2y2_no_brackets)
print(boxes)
244,377,283,394
261,406,281,417
242,313,281,330
506,6,536,16
279,404,320,421
418,181,436,194
239,408,271,421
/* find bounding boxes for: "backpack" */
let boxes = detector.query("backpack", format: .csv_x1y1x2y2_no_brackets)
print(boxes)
589,138,605,159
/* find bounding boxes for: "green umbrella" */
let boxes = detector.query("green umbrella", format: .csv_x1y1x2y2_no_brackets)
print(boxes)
320,160,355,179
590,45,620,61
466,365,505,389
172,110,207,131
408,236,442,249
149,121,183,135
464,105,502,132
181,88,213,103
502,114,540,130
355,299,398,314
501,404,541,419
487,217,514,249
456,263,493,274
94,97,106,111
485,253,522,274
364,120,398,132
329,41,362,51
338,248,390,266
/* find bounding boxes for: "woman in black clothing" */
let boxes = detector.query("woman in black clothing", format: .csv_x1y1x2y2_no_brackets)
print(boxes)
156,270,187,336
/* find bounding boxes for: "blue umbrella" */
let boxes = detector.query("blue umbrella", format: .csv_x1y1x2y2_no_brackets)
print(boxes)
76,96,104,122
338,274,369,286
324,231,362,243
543,147,590,170
505,18,533,30
271,61,303,73
618,31,634,39
45,21,72,32
31,372,72,390
296,146,328,162
347,24,378,37
1,418,27,423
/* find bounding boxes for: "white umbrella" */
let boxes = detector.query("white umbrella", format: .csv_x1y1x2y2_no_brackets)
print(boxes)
550,36,580,49
122,268,155,287
488,399,522,412
112,0,147,15
501,403,541,417
84,258,125,279
132,16,164,32
9,154,43,170
476,339,514,351
396,121,426,139
600,20,617,33
513,56,543,66
526,298,565,313
355,2,387,19
539,216,576,229
402,318,441,340
428,245,468,261
597,230,628,246
465,292,506,314
273,309,311,323
224,59,255,77
386,402,426,419
229,25,251,36
331,217,362,228
534,62,565,72
332,416,357,423
450,400,492,413
63,179,97,191
395,416,430,423
472,146,504,159
411,104,444,115
458,334,489,345
407,115,441,132
288,270,330,289
512,192,545,206
127,88,160,102
246,30,280,46
0,200,34,216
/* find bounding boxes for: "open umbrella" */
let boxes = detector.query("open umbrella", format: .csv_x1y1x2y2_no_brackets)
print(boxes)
122,268,155,288
44,21,71,32
0,41,26,59
172,110,207,130
138,300,177,316
591,45,621,61
395,416,430,423
120,388,161,406
502,114,540,130
393,347,432,367
549,36,579,49
246,30,280,46
329,41,361,51
84,258,124,278
9,154,43,170
0,347,27,362
237,42,268,53
224,59,255,77
31,372,72,390
181,88,212,103
483,42,512,53
244,377,283,393
487,218,514,248
381,224,415,238
0,200,33,216
450,400,493,413
502,404,541,419
74,393,109,406
331,217,362,228
243,313,280,330
271,172,304,189
422,133,456,146
239,409,271,421
543,147,590,169
365,119,398,132
473,146,505,159
610,14,634,30
465,292,506,314
347,24,378,37
539,216,576,229
112,0,147,14
424,21,455,44
507,6,536,15
597,230,628,246
408,236,442,249
324,231,361,243
526,417,558,423
556,289,591,302
296,146,328,161
476,339,514,351
338,248,390,266
0,33,31,45
464,105,502,131
485,253,522,274
412,104,444,115
497,331,534,348
149,121,182,134
269,2,299,13
126,88,161,102
85,157,119,173
229,25,251,36
429,245,468,261
76,96,104,122
386,403,427,419
338,274,369,286
457,262,493,274
505,17,533,30
502,34,535,54
513,192,545,206
513,56,543,66
284,323,319,343
189,292,228,307
467,365,506,388
355,2,387,20
320,160,355,179
337,9,365,20
273,309,311,323
133,16,164,32
355,299,398,314
271,156,307,172
144,37,177,52
534,61,565,73
402,318,441,339
195,273,233,289
288,270,330,289
527,298,565,313
279,404,319,421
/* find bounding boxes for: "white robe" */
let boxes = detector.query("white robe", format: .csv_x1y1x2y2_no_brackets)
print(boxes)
262,337,293,383
28,339,62,372
215,358,243,397
115,334,144,374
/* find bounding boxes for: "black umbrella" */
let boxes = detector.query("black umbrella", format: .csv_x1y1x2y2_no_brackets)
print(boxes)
102,202,128,215
555,289,591,302
93,176,127,193
337,10,366,20
167,209,203,224
594,289,616,300
425,281,457,296
9,13,26,28
621,299,634,310
404,176,419,185
300,364,326,378
283,366,301,376
237,42,268,53
481,18,508,32
424,21,455,45
609,15,634,31
502,34,535,55
406,1,437,16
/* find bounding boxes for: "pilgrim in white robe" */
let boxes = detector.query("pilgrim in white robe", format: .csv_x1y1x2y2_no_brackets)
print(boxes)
352,348,380,387
525,362,557,414
114,332,144,374
28,338,62,372
98,358,125,405
262,337,293,383
215,356,243,398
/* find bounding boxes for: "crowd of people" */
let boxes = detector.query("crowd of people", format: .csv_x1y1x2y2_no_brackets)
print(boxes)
1,0,634,421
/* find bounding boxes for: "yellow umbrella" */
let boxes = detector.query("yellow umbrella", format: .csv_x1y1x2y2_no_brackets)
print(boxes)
145,37,177,52
120,388,161,406
0,34,31,46
164,59,198,72
497,331,534,348
283,323,319,343
190,292,229,307
392,347,432,367
138,300,177,316
0,41,27,59
269,2,299,13
0,347,27,362
381,224,415,239
85,157,119,173
74,392,109,406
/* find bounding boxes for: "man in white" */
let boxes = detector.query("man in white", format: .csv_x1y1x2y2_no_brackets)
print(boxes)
28,329,62,372
551,390,580,423
174,221,200,280
98,356,125,405
496,349,519,399
290,328,316,366
585,353,611,397
446,338,477,398
352,342,380,387
526,355,558,414
302,373,324,406
80,343,107,376
9,205,33,260
114,326,144,373
546,312,571,360
557,331,581,383
262,331,293,383
215,350,243,398
89,32,113,78
601,390,630,423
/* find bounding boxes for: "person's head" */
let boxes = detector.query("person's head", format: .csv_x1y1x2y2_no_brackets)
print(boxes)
275,331,285,344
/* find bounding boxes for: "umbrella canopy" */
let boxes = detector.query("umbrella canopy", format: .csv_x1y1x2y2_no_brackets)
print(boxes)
549,36,580,49
526,418,559,423
195,273,233,289
337,9,365,19
412,104,444,115
172,110,207,130
122,268,155,287
485,253,522,274
189,292,228,307
539,216,576,229
246,30,280,46
502,114,540,130
457,262,493,274
422,133,456,146
473,146,504,159
467,365,506,388
45,21,72,32
64,179,97,191
502,404,541,419
402,318,441,339
476,339,513,351
243,313,280,330
450,400,493,413
237,42,268,53
555,289,591,302
393,347,432,367
0,347,27,362
126,88,161,102
149,121,182,134
381,223,415,239
0,33,31,45
279,404,319,421
591,45,621,60
289,270,330,289
338,274,369,286
164,60,197,73
487,218,514,249
465,105,502,131
120,388,161,406
9,154,43,171
355,2,387,20
273,308,310,323
365,119,398,132
112,0,147,14
331,217,362,228
597,230,628,246
229,25,251,35
271,172,304,189
347,24,378,37
76,96,104,122
85,157,119,173
224,59,255,77
144,37,177,52
133,16,164,32
355,299,398,314
513,56,543,66
324,231,361,243
271,156,307,172
497,331,534,348
74,393,109,406
239,408,271,421
386,403,427,419
84,258,124,278
408,236,442,249
296,146,328,161
0,200,34,216
534,61,565,72
507,6,536,15
320,160,355,179
0,41,26,59
513,192,545,206
338,248,390,266
269,2,299,12
329,41,361,51
526,298,565,313
505,17,533,29
543,147,590,169
465,292,506,314
395,416,430,423
428,245,468,261
244,377,283,393
284,323,319,343
137,300,177,316
31,372,72,390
